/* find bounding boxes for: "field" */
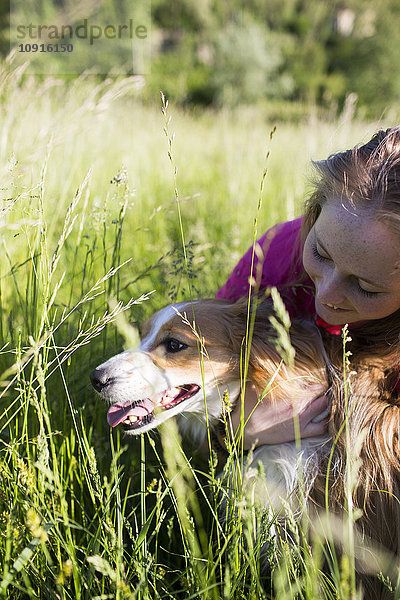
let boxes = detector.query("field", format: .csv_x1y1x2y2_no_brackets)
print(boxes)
0,61,398,599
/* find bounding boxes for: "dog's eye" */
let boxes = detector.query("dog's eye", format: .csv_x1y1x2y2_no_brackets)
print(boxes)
164,338,187,353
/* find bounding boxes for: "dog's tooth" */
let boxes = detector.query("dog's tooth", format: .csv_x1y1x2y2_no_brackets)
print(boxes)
159,387,182,406
168,387,180,397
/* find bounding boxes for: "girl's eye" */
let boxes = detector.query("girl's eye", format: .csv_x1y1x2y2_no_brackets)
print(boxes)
356,283,379,298
312,244,330,262
164,338,188,353
312,242,380,298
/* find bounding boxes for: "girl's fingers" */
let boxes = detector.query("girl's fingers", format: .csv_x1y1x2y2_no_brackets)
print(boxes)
229,385,259,429
301,417,329,437
302,393,330,424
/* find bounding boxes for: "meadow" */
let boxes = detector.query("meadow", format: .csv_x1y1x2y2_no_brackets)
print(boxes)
0,60,399,599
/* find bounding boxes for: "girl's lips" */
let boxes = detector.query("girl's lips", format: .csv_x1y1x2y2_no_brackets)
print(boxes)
318,300,350,313
323,304,347,311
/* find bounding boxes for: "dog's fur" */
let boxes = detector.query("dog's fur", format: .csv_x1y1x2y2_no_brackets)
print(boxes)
91,297,400,599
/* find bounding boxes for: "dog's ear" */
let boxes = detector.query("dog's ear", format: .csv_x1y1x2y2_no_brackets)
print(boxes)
214,297,329,394
250,319,329,401
218,297,259,356
287,319,328,373
224,298,328,392
216,298,287,389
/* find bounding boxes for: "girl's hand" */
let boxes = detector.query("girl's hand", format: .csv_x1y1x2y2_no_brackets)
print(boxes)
228,382,330,449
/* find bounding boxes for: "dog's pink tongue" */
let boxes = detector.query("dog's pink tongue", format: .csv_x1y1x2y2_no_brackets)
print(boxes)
107,398,154,427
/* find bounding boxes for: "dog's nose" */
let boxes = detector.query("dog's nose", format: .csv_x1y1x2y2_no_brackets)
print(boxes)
90,368,109,392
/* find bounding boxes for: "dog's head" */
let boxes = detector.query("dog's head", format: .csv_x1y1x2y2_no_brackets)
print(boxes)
90,300,243,434
90,298,330,435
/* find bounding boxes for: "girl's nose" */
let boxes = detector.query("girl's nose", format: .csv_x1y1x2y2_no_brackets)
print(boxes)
316,272,345,306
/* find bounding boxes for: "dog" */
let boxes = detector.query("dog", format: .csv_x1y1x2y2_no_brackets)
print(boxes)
90,296,400,599
90,297,331,502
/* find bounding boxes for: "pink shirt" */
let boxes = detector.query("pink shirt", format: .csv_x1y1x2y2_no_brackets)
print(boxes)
216,217,316,319
216,217,363,336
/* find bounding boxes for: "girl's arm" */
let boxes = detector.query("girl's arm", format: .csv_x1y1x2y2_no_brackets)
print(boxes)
228,383,329,449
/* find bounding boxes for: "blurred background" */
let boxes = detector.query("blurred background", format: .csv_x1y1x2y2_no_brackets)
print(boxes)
1,0,400,119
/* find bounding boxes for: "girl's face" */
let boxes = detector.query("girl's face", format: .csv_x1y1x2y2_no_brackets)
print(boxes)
303,199,400,325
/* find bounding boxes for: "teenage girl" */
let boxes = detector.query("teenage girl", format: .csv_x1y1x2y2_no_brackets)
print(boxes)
217,127,400,447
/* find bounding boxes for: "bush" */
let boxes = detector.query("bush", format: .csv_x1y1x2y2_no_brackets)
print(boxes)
211,19,294,106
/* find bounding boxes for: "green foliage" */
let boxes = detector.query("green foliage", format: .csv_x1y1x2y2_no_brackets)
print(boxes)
150,0,400,115
327,0,400,116
211,19,293,106
152,0,215,31
144,32,214,106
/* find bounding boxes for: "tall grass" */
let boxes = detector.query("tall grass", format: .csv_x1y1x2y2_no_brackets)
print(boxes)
0,57,398,598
